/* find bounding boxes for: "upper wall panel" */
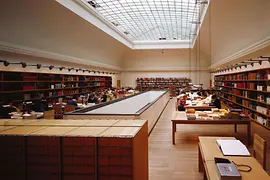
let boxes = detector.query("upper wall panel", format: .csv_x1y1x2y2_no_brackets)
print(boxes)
121,48,210,71
209,0,270,67
0,0,129,69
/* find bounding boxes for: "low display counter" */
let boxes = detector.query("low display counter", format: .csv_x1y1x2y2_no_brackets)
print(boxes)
0,119,148,180
64,90,170,134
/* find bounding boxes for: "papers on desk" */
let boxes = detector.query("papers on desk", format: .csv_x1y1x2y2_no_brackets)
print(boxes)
216,140,250,156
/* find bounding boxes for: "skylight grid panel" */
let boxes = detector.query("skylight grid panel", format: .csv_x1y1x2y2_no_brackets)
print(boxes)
83,0,208,41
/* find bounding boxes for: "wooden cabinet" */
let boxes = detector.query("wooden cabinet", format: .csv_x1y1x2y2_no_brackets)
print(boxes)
0,119,148,180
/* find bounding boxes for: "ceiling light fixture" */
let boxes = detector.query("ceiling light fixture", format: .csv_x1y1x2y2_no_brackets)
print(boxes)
0,60,10,66
49,65,54,70
190,21,201,24
21,62,27,68
258,56,270,63
87,0,101,8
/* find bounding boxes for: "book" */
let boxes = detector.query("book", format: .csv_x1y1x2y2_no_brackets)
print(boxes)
216,163,242,180
216,140,250,156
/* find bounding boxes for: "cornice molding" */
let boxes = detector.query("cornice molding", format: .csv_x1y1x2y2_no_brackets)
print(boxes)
210,35,270,69
121,66,209,72
0,41,122,71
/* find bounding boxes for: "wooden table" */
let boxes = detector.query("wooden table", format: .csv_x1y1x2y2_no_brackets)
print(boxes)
171,112,251,145
198,137,270,180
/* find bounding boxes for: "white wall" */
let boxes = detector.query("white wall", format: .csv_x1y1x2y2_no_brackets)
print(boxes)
204,0,270,67
0,0,128,69
120,47,211,89
0,51,120,87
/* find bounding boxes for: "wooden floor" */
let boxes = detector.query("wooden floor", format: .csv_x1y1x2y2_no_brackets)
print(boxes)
149,98,250,180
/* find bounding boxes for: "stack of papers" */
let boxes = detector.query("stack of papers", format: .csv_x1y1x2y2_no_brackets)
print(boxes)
216,140,250,156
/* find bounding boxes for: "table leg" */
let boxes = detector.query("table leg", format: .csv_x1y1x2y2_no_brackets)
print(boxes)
234,124,237,133
172,122,176,145
247,122,251,145
198,143,203,172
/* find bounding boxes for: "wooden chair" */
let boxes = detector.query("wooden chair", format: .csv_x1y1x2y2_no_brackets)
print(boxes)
253,134,267,170
53,104,63,119
43,110,55,119
64,105,76,113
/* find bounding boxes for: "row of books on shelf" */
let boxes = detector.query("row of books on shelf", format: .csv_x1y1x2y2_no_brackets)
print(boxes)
258,95,270,104
2,82,110,92
219,82,270,91
51,83,65,89
2,72,111,81
137,86,167,88
256,116,269,126
137,82,188,86
215,72,270,81
225,96,269,115
48,90,79,97
222,102,269,127
136,77,191,81
23,89,91,100
243,101,268,114
92,82,106,86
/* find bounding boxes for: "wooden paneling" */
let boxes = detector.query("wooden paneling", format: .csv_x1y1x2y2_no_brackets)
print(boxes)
140,90,170,133
133,122,148,180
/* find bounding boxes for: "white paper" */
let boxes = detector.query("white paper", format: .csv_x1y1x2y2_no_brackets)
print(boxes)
216,140,250,156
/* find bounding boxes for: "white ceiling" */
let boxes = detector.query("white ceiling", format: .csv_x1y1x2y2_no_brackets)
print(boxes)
57,0,210,49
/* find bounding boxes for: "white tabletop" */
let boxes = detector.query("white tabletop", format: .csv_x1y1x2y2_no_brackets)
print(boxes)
85,91,166,115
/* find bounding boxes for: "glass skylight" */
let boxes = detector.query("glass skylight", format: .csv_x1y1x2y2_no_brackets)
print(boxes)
82,0,208,41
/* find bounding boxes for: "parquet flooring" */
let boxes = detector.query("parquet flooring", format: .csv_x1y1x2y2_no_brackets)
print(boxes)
149,98,250,180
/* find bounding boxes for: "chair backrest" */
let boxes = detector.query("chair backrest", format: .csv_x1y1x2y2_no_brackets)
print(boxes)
43,110,55,119
253,134,267,170
64,105,75,113
53,104,62,114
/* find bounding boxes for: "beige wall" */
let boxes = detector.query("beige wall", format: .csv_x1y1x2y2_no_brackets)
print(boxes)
0,0,128,69
0,51,120,87
120,47,211,88
203,0,270,66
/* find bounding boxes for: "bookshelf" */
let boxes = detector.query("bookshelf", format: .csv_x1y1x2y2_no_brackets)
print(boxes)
136,77,191,96
214,68,270,129
0,71,112,105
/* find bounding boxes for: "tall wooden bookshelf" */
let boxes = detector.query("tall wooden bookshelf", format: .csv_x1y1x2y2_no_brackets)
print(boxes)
214,68,270,129
0,71,112,106
136,77,191,96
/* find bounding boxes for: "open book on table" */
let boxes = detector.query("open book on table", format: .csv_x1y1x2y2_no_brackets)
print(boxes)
216,139,250,156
